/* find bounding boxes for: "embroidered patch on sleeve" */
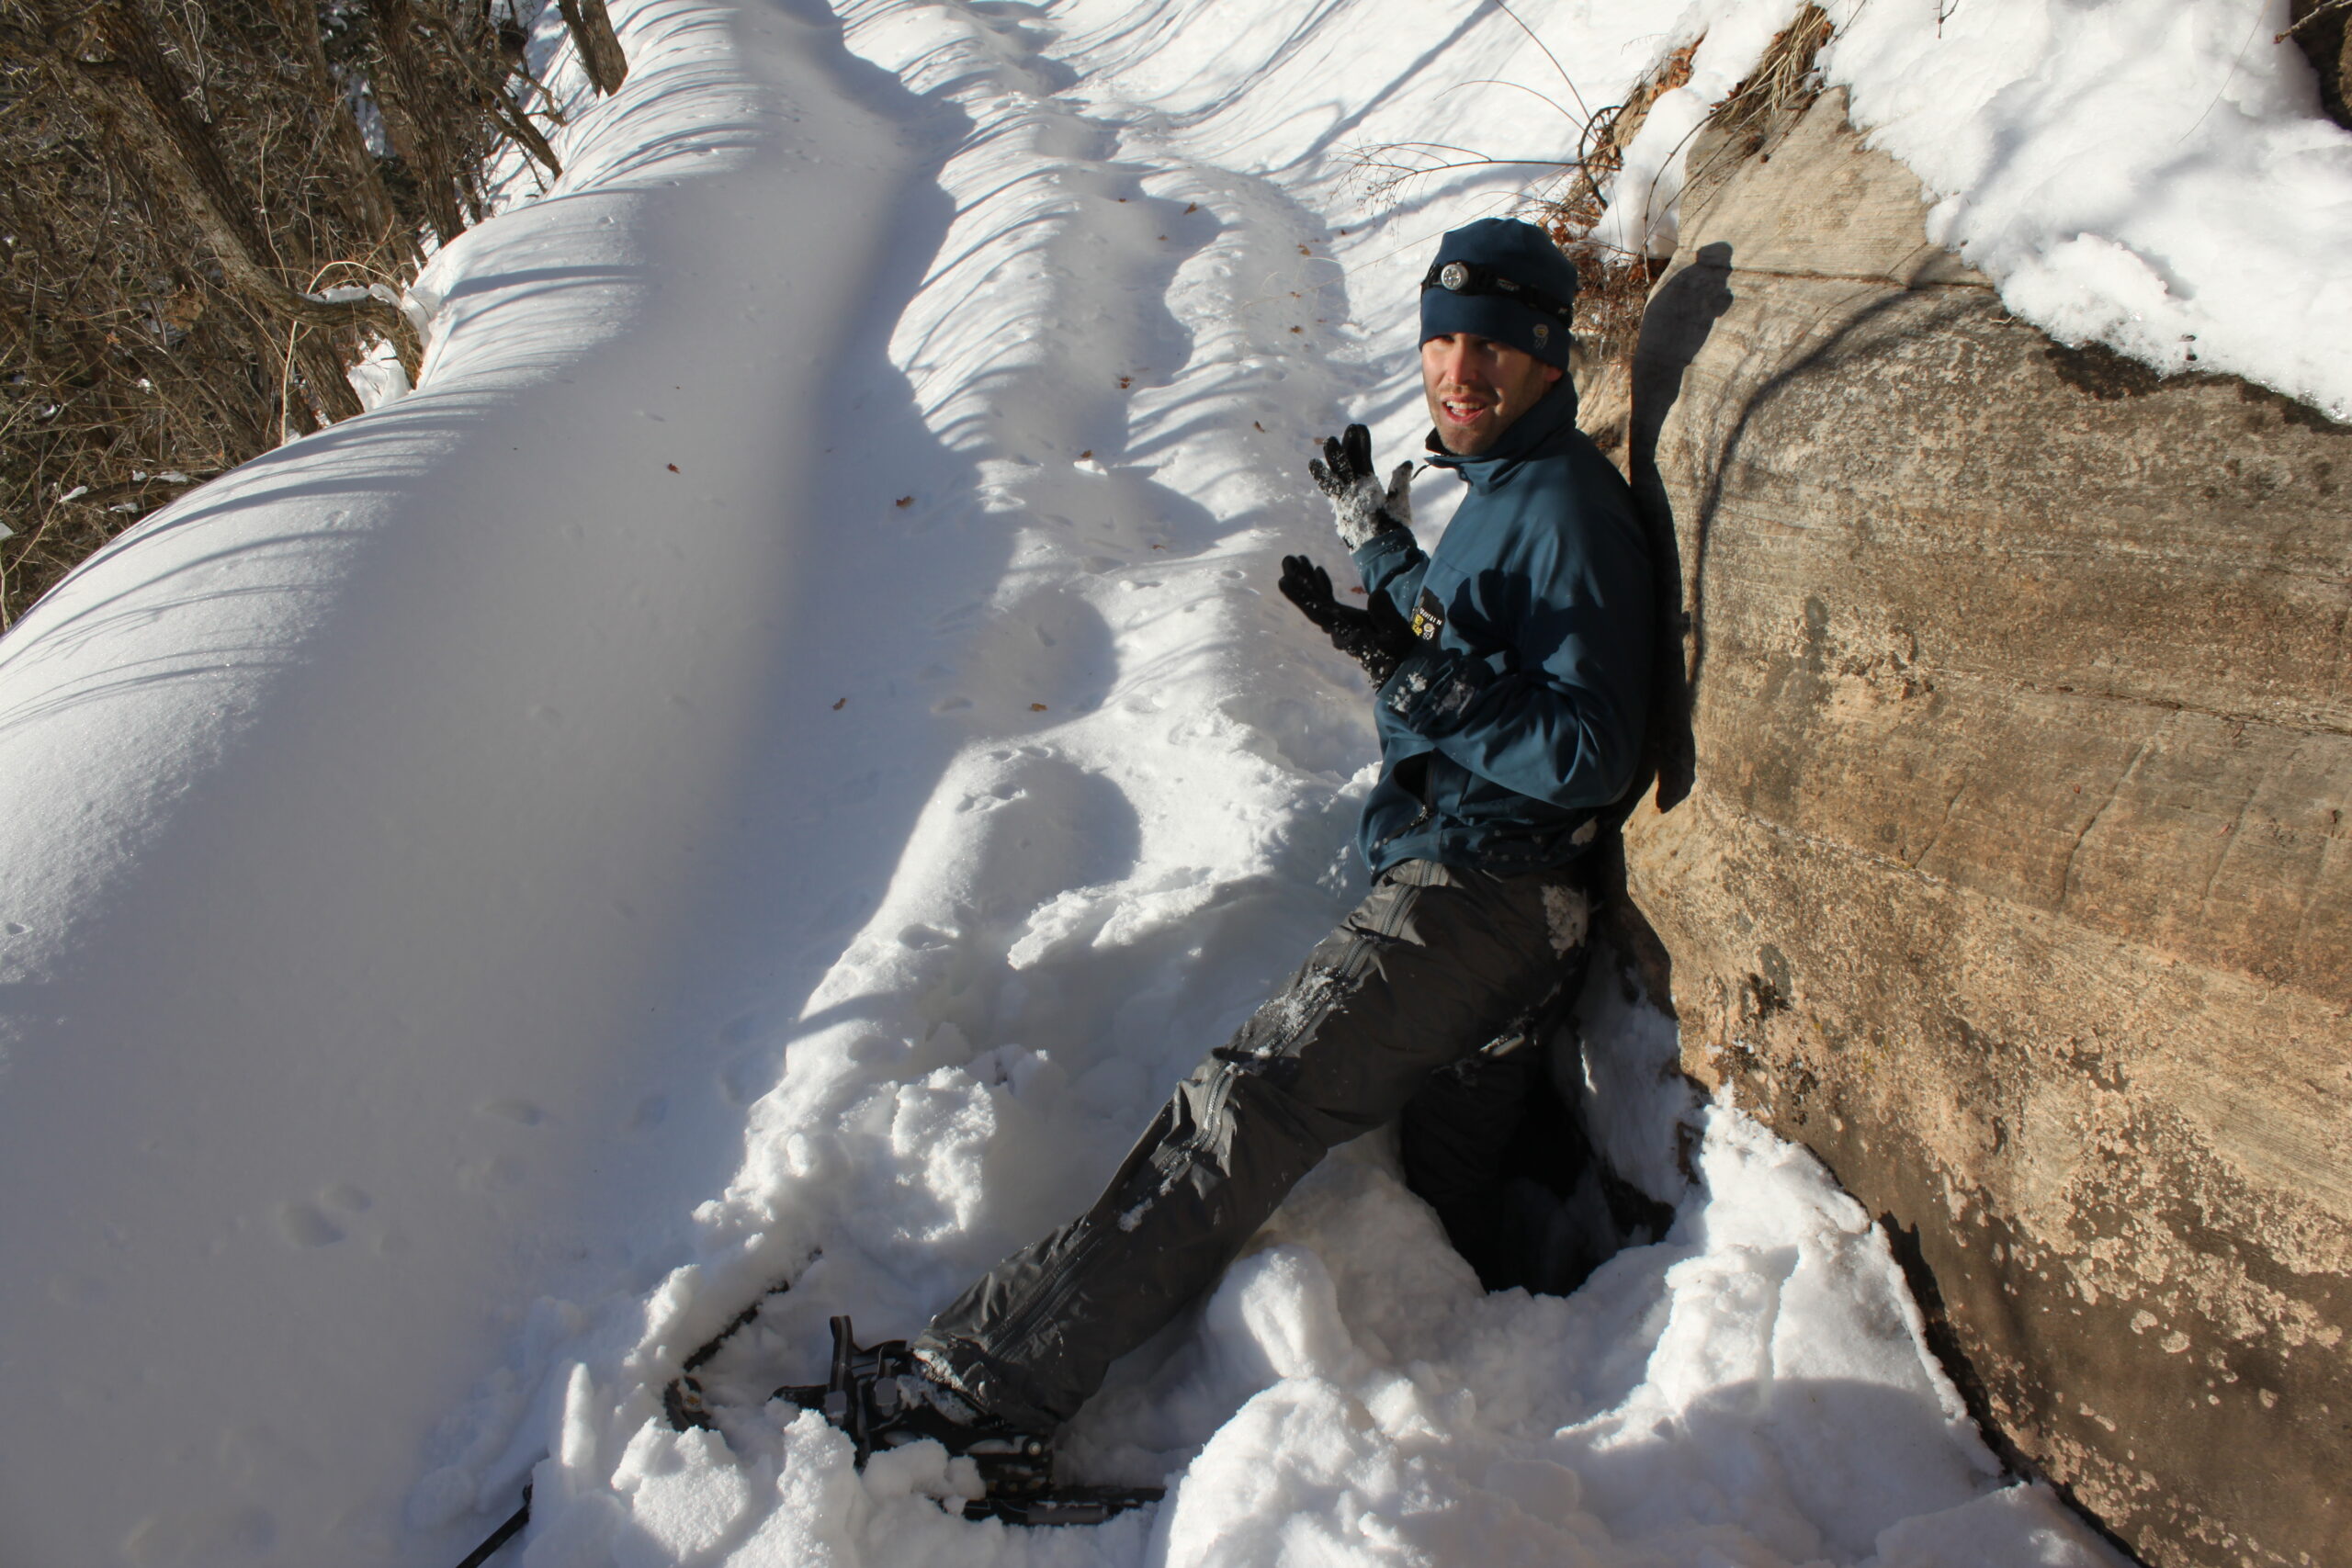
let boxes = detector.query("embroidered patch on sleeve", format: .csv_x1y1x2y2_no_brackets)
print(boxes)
1409,584,1446,641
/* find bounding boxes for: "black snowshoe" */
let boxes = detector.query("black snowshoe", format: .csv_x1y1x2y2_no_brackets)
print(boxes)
775,1316,1052,1495
454,1291,1159,1567
667,1308,1162,1527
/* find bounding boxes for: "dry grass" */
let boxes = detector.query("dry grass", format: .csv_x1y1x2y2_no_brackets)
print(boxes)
1525,39,1699,380
1694,5,1837,186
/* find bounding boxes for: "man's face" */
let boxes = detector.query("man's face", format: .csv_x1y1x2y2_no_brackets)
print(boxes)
1420,332,1564,456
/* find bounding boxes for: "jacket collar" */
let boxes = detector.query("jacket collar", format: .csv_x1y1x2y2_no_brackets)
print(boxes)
1422,379,1580,493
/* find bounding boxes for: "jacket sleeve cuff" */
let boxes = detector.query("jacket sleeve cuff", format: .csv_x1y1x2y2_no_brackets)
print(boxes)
1381,648,1488,735
1351,526,1419,585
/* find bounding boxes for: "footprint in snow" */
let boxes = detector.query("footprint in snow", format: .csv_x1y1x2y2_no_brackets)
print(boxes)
276,1202,344,1249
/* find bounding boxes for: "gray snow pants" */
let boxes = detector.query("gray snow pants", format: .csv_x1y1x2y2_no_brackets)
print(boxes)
910,856,1588,1432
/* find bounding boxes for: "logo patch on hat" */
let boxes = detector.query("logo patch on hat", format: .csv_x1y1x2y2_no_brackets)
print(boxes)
1532,323,1550,346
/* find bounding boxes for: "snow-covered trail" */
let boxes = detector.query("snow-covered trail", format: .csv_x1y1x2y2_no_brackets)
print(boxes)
0,0,2143,1563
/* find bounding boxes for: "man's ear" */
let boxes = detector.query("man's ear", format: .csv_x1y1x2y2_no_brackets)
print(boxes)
1541,361,1565,385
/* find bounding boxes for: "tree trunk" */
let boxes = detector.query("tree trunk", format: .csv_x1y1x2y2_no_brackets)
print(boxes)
365,0,466,246
296,331,361,431
556,0,628,95
263,0,416,269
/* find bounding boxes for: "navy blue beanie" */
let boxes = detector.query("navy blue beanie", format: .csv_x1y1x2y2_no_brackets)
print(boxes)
1419,218,1579,368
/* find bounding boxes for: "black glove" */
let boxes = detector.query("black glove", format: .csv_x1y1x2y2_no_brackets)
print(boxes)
1307,424,1416,551
1278,554,1418,687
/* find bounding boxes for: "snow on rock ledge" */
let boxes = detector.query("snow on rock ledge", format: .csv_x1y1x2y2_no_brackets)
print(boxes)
1822,0,2352,422
1599,0,2352,421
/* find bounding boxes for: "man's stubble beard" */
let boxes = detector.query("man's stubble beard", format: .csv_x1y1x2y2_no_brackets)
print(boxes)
1423,358,1558,457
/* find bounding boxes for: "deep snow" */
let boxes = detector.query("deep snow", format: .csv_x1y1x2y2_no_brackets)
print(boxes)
3,0,2334,1562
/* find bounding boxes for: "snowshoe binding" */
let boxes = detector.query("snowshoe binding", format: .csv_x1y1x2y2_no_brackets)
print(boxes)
772,1316,1164,1527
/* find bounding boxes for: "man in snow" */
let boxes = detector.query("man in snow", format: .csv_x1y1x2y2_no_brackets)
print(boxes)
803,217,1653,1494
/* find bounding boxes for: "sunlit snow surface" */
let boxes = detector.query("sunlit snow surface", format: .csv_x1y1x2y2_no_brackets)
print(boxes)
1,0,2324,1561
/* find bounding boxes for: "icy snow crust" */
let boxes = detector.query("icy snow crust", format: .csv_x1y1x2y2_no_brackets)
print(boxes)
0,0,2216,1562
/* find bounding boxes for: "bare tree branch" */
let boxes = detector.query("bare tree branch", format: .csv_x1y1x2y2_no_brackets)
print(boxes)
556,0,627,95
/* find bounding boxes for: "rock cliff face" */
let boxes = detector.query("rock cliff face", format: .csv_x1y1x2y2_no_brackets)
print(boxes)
1609,89,2352,1568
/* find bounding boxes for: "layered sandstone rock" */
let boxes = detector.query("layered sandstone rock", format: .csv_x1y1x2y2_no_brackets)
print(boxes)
1611,88,2352,1568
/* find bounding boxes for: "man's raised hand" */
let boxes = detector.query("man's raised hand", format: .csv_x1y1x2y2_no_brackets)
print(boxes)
1276,555,1345,631
1278,554,1417,687
1308,423,1414,551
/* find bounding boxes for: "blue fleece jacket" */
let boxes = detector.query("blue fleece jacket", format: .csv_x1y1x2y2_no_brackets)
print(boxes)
1350,383,1651,878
